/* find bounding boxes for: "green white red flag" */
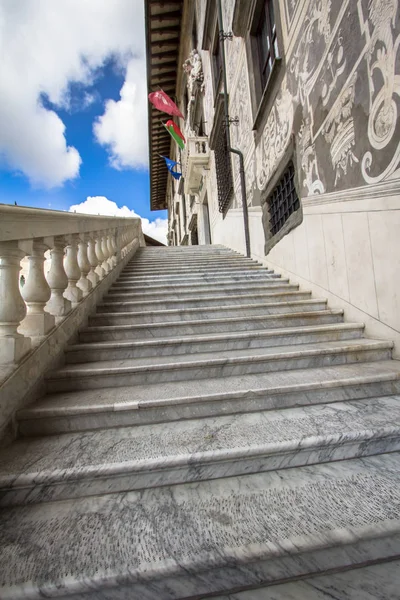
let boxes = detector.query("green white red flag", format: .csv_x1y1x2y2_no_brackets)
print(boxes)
164,120,186,150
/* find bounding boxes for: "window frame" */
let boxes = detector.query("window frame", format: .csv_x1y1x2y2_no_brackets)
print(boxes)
233,0,283,130
260,147,303,255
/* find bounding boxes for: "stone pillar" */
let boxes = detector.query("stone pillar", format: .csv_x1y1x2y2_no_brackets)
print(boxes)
0,242,31,363
95,234,105,281
87,236,99,288
20,240,55,338
45,237,72,320
101,232,111,274
64,235,83,307
77,235,92,297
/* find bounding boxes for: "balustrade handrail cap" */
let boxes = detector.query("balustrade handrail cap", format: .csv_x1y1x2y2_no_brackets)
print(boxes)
0,204,140,243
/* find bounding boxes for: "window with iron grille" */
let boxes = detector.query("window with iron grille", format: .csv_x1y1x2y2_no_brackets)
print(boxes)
267,161,299,236
214,116,233,214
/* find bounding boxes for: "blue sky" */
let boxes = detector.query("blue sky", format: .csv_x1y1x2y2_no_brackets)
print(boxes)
0,1,167,242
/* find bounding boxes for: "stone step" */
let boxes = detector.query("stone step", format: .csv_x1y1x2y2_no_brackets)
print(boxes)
123,258,263,268
126,257,256,269
17,361,400,436
46,340,392,393
119,266,269,278
212,560,400,600
66,323,364,364
123,258,262,270
115,271,280,286
98,290,312,312
79,310,344,342
1,453,400,599
89,299,328,326
136,244,228,252
2,395,400,507
107,279,295,298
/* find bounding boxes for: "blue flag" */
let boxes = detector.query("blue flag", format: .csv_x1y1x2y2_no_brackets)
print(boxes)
161,155,182,180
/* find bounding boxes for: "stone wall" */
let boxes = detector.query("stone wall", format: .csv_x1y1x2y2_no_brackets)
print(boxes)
169,0,400,354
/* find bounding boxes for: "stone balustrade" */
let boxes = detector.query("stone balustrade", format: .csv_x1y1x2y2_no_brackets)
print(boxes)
0,204,142,365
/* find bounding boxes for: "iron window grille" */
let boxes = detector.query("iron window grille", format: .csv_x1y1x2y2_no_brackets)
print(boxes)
215,117,233,214
267,161,299,236
256,0,278,90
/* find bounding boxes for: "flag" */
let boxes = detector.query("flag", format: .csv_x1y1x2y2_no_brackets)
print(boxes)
148,90,184,119
164,120,186,150
161,155,182,180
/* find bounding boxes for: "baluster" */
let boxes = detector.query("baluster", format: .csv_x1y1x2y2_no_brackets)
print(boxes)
0,242,31,363
64,235,83,307
121,229,127,257
20,240,55,339
111,229,119,265
106,230,115,269
87,235,99,287
45,237,72,320
95,234,105,280
77,235,92,297
101,232,111,274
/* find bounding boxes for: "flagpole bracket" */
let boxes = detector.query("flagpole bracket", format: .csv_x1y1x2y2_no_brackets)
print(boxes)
219,30,233,42
228,116,239,127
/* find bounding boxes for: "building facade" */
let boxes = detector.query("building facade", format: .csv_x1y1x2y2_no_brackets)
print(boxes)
146,0,400,353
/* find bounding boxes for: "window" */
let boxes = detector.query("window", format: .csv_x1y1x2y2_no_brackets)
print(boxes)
212,26,222,90
214,114,233,214
256,0,278,90
232,0,282,127
267,161,299,236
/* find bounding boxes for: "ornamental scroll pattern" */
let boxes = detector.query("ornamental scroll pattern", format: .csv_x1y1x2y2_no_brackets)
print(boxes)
256,81,294,191
359,0,400,183
198,0,400,201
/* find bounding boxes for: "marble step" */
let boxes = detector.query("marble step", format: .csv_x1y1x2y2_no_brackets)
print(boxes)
2,395,400,507
17,361,400,435
123,256,263,273
98,291,312,313
126,258,256,269
89,300,328,326
115,269,280,283
107,279,295,298
66,323,364,364
1,453,400,599
46,340,392,392
212,560,400,599
80,310,345,342
135,245,228,252
122,260,264,270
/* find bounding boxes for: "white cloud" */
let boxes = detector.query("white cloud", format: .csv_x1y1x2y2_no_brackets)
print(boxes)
94,57,148,170
0,0,147,187
69,196,167,245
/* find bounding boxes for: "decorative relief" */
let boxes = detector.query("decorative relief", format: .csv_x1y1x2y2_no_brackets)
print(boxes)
227,36,241,90
230,62,252,158
202,55,213,133
321,34,346,106
359,0,400,183
183,49,205,133
222,0,235,31
256,81,294,191
298,117,325,194
322,73,359,185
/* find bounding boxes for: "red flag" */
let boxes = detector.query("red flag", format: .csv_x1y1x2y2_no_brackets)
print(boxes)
148,90,184,119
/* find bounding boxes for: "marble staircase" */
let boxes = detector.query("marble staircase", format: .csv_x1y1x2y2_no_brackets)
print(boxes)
1,245,400,599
